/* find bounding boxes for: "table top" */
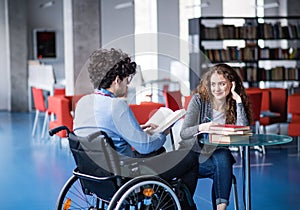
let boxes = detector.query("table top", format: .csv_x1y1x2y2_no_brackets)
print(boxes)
201,134,293,147
260,110,280,118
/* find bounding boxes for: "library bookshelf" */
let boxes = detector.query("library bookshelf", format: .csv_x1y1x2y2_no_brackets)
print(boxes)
188,16,300,89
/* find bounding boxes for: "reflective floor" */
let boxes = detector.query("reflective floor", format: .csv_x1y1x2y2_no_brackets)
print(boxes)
0,111,300,210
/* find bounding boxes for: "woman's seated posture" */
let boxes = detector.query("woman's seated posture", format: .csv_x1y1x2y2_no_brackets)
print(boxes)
180,64,252,210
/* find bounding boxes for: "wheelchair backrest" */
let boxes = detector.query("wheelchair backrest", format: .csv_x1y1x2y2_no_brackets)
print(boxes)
68,130,122,199
69,130,121,174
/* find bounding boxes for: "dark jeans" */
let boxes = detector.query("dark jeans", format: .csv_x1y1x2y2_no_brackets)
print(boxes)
198,147,235,210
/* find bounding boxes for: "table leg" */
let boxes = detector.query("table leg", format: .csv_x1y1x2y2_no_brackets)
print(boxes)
169,128,175,151
242,146,251,210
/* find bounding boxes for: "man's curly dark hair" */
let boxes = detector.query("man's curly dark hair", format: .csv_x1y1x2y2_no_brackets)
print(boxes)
88,48,136,89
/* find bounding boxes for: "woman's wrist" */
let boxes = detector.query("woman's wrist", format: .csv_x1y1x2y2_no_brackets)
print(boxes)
235,96,242,103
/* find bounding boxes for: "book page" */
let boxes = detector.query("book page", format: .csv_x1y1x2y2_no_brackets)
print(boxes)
194,129,252,137
209,124,250,131
146,107,186,134
146,107,174,125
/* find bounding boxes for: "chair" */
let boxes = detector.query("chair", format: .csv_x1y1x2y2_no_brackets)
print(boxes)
260,88,288,134
287,93,300,152
246,89,262,134
47,95,73,138
163,90,183,111
183,95,192,110
53,87,66,95
31,87,48,137
256,88,271,133
246,89,265,154
129,102,165,124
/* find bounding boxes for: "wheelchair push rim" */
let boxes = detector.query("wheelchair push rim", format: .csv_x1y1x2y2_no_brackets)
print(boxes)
108,175,181,210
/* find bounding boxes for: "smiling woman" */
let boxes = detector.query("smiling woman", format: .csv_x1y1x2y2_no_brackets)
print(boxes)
180,63,252,210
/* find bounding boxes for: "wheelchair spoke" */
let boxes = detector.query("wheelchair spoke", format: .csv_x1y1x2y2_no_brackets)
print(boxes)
108,177,181,210
57,176,105,210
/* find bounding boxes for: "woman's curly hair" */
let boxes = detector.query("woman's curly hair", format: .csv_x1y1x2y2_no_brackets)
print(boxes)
194,63,252,124
88,48,136,89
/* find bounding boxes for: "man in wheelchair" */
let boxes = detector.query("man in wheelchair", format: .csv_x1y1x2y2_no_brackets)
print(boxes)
71,48,199,209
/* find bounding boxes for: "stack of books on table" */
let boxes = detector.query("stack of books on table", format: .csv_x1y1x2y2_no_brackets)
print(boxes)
194,124,252,144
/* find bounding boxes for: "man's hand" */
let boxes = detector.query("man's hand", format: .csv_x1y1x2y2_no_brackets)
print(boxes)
162,127,171,135
140,122,158,130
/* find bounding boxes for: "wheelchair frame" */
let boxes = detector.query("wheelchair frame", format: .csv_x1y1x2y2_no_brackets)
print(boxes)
50,125,191,210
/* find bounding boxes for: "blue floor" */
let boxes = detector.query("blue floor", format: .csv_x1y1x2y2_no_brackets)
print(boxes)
1,111,300,210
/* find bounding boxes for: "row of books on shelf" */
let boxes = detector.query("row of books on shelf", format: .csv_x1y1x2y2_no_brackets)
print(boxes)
259,47,300,60
204,47,300,62
204,47,258,62
200,24,257,39
233,66,300,82
196,124,252,143
258,22,300,39
200,22,300,40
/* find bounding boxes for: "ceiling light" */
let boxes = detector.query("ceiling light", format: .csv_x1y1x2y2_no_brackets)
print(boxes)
186,2,210,9
255,2,279,9
114,1,134,10
39,1,55,9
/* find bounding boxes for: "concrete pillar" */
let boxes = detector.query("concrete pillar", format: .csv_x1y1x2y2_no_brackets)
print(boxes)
157,0,180,81
8,0,28,111
70,0,100,95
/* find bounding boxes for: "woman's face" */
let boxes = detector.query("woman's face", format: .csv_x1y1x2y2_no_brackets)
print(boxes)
210,72,231,100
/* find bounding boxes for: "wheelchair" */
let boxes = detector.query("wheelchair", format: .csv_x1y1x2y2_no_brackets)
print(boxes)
49,126,193,210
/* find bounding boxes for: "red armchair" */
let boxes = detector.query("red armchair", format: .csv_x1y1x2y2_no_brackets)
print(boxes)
246,89,262,132
163,90,183,111
287,93,300,152
183,95,192,110
47,95,73,138
129,102,165,124
256,88,287,134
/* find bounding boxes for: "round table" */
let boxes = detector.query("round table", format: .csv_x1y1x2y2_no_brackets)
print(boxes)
201,134,292,210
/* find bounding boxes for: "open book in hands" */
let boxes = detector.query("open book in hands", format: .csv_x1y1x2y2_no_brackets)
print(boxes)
144,107,186,135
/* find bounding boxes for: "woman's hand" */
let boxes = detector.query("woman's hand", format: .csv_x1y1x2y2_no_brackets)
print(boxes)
198,121,217,132
231,81,242,103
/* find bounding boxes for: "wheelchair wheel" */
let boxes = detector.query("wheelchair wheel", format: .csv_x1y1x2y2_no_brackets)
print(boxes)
56,175,106,210
107,175,181,210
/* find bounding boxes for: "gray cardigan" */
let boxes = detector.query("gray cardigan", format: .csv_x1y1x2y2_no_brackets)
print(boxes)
180,94,249,141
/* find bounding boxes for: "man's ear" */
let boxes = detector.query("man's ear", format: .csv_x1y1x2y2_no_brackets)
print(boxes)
114,76,121,84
